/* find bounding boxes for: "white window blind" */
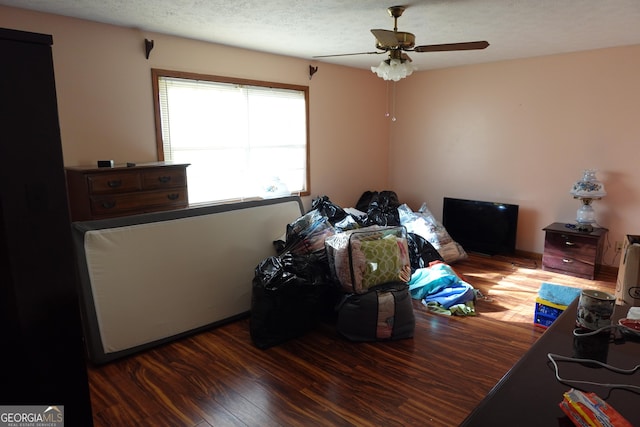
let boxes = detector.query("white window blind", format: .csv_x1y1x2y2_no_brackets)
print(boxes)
156,75,308,204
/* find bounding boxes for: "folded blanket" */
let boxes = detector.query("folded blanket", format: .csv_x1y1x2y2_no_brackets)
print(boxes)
408,262,475,308
538,282,582,306
423,281,475,308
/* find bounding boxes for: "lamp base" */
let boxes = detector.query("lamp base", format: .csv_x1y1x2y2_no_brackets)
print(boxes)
575,223,594,232
575,203,596,232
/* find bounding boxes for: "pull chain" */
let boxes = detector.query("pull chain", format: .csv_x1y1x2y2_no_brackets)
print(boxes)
384,81,397,122
391,81,397,122
385,81,390,119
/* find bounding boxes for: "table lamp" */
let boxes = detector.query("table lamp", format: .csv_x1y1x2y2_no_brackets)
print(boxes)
570,169,607,232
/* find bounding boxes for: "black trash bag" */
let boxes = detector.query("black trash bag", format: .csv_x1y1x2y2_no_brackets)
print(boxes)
407,232,444,273
379,190,400,208
355,190,378,212
273,238,287,254
311,195,348,225
359,190,401,226
250,251,340,349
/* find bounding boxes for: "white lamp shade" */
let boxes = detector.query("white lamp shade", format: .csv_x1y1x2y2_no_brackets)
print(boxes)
570,169,607,198
371,59,416,81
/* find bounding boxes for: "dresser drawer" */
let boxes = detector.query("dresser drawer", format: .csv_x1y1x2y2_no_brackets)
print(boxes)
541,253,595,278
142,168,187,190
90,189,188,217
543,232,597,261
87,172,142,194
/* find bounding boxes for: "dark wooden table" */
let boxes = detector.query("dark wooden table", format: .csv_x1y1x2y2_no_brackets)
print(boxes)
460,299,640,426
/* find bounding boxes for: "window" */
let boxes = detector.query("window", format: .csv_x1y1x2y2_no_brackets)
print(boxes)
152,69,309,204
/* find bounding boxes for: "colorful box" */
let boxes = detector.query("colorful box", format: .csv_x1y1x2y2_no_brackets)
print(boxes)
559,388,632,427
534,297,568,328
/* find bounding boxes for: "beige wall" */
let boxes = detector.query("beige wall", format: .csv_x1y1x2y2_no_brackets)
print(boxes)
3,5,639,265
390,46,640,265
0,5,390,211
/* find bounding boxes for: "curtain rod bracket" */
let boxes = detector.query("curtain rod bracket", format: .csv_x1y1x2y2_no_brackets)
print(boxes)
309,65,318,80
145,39,154,59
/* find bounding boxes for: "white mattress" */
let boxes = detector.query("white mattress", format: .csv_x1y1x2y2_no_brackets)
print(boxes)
72,196,303,363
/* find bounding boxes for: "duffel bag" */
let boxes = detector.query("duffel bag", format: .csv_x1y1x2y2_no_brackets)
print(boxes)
336,283,415,342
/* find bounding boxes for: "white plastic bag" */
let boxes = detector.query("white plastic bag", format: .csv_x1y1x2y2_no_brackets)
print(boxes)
398,203,467,263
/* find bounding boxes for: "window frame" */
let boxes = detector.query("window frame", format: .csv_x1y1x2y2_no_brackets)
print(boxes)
151,68,311,201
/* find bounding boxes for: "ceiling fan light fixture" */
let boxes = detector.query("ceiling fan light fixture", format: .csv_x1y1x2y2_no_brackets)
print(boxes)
371,58,416,81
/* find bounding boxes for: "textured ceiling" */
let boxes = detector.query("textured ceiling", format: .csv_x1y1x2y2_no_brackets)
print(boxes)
3,0,640,71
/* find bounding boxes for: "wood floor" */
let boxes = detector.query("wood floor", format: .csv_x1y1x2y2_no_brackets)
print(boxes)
87,253,617,426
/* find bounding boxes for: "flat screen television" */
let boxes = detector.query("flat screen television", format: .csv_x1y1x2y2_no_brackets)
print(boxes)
442,197,519,256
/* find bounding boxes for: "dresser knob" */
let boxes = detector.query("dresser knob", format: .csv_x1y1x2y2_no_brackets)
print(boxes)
158,176,172,183
101,201,116,209
107,180,122,188
167,193,179,200
562,258,573,263
564,241,576,246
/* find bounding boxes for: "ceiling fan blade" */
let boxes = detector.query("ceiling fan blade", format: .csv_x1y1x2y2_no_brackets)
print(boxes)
413,41,489,53
371,29,399,48
401,52,412,62
313,51,386,58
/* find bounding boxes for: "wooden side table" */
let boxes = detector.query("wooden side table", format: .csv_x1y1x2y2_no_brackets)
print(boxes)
542,222,607,280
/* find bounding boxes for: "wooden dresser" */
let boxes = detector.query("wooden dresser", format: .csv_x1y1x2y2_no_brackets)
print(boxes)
541,222,607,280
65,161,189,221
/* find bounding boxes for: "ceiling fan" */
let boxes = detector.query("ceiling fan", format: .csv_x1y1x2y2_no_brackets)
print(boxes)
314,5,490,80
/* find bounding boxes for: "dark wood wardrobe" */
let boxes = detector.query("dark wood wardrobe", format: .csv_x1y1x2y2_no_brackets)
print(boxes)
0,27,93,425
